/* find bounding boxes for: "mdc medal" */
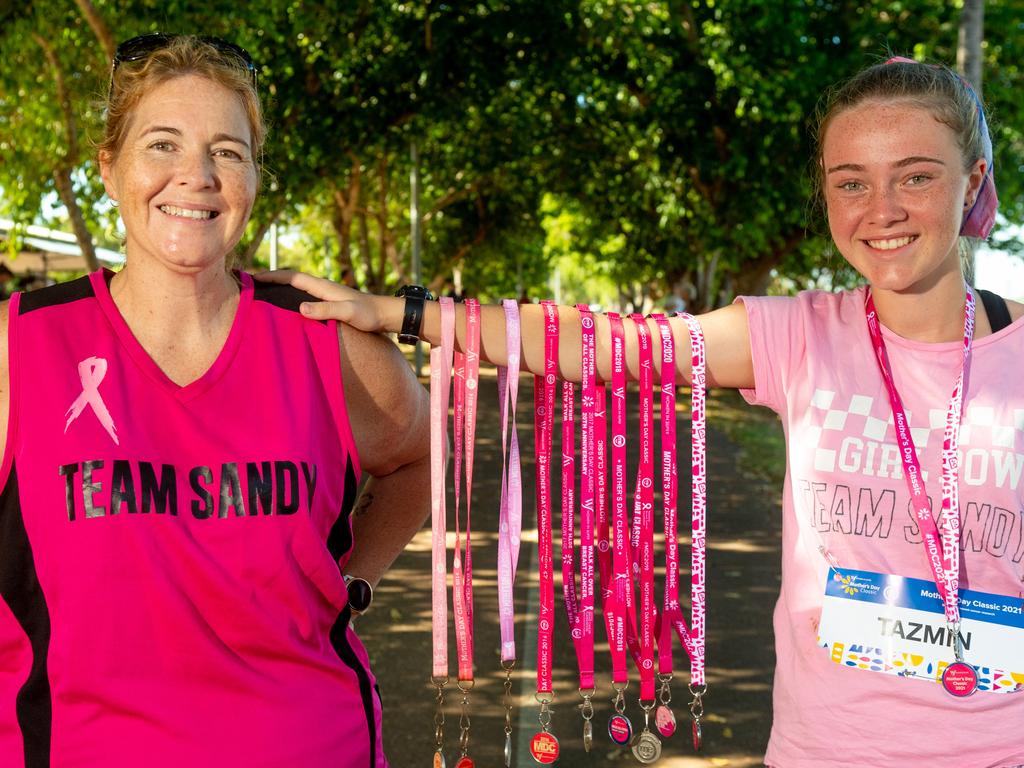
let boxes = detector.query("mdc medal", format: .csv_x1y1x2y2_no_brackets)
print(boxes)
942,661,978,697
529,731,559,764
691,716,702,751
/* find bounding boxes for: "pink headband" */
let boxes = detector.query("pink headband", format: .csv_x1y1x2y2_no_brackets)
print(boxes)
885,56,997,239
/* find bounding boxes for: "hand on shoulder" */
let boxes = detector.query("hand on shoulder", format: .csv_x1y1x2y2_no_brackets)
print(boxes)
254,270,403,336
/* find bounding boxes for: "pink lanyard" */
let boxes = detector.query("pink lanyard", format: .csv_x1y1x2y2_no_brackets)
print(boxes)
865,290,973,652
495,299,522,765
429,297,456,761
648,314,687,743
566,304,598,745
535,302,558,694
452,299,480,684
496,300,522,663
652,314,694,664
451,299,480,765
605,313,638,746
628,315,657,705
681,313,708,746
529,302,560,764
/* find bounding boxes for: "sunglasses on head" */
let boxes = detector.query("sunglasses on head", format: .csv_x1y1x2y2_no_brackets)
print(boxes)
111,33,257,90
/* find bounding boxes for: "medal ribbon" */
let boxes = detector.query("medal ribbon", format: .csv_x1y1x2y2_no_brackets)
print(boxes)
563,304,597,690
430,297,456,679
452,299,480,682
682,313,708,686
651,315,696,678
535,301,558,693
497,299,523,663
629,315,658,702
864,289,974,626
605,313,635,686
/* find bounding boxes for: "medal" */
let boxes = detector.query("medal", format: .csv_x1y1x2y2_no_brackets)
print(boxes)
632,729,663,764
655,704,676,738
630,698,663,765
529,731,559,764
688,683,706,752
608,713,633,745
502,661,514,767
433,749,446,768
942,660,978,697
579,688,595,752
454,757,474,768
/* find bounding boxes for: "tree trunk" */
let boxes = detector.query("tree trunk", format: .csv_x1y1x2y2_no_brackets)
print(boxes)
957,0,985,98
357,212,371,288
329,157,361,287
34,33,99,272
53,169,100,272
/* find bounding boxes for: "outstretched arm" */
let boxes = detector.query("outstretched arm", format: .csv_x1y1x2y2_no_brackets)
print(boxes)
335,322,432,587
259,271,756,389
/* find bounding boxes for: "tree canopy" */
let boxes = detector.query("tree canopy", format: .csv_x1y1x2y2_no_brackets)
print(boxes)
2,1,1021,309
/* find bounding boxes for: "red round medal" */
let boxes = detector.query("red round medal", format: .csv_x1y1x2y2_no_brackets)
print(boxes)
608,713,633,745
529,731,559,764
654,705,676,737
454,757,474,768
942,661,978,697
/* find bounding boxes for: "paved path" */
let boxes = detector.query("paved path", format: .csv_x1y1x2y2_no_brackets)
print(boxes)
357,373,782,767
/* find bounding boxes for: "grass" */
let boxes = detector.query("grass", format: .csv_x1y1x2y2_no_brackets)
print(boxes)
706,388,787,488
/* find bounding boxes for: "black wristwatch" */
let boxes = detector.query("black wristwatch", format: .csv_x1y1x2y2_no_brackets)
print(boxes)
344,575,373,616
394,285,434,345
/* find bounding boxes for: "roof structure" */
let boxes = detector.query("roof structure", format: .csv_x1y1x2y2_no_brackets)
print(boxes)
0,219,124,275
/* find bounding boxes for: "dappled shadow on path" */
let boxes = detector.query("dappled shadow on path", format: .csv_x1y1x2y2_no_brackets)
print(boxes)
357,374,781,767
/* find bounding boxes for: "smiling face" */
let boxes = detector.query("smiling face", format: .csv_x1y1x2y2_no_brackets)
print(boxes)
823,100,985,295
100,74,258,273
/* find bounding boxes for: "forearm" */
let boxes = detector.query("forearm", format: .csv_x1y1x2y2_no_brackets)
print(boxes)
389,295,699,385
257,271,750,388
344,452,431,588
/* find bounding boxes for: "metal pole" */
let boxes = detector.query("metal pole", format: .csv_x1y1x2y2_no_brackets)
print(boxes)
410,139,424,377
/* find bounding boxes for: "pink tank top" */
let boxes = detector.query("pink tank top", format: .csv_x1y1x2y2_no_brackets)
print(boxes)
0,270,386,767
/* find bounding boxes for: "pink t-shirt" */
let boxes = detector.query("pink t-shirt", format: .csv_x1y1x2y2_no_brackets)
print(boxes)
741,287,1024,768
0,270,386,767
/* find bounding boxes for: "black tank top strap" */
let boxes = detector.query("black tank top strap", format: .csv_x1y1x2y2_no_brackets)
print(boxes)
976,287,1012,334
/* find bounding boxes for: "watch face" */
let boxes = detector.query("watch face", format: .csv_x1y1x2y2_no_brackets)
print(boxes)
347,578,372,614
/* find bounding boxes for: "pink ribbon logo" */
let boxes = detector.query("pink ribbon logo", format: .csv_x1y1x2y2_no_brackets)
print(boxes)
64,357,119,445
